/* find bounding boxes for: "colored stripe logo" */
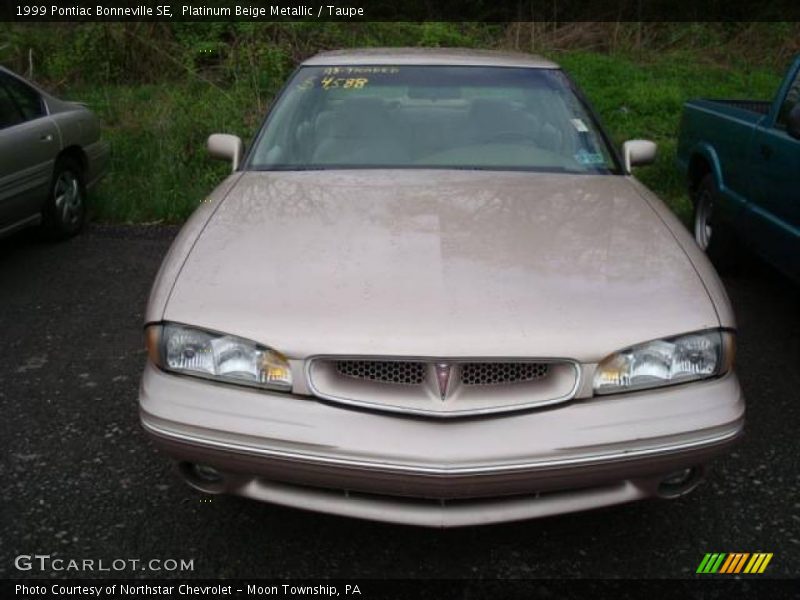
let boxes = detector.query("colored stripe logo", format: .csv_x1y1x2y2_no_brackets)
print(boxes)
697,553,773,574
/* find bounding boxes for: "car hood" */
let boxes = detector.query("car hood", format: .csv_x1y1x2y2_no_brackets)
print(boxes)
163,170,719,362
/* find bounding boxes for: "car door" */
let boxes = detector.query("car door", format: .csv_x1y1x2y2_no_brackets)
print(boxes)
0,71,60,232
748,65,800,281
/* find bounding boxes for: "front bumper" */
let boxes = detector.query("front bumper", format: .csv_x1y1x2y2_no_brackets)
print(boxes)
139,362,744,527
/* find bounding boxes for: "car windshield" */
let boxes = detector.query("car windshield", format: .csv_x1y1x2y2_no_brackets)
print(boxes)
247,65,619,174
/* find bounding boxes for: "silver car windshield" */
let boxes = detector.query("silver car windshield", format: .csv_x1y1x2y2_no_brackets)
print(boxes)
248,66,619,174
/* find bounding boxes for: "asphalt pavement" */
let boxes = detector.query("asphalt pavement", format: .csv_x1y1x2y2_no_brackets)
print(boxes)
1,224,798,580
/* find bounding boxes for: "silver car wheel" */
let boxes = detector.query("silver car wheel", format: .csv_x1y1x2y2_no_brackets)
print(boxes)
53,170,83,227
694,188,713,251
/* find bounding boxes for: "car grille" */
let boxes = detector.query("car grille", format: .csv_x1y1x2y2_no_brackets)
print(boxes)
336,360,427,385
309,357,579,417
460,362,549,385
336,360,550,386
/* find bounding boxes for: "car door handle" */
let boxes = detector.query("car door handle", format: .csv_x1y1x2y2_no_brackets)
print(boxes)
760,144,772,159
39,134,53,142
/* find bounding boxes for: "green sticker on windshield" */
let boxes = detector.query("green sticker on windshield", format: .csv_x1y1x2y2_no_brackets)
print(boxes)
574,149,605,165
296,76,316,90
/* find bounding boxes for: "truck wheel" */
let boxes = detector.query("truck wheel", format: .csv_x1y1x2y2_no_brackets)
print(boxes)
693,174,739,273
42,157,86,240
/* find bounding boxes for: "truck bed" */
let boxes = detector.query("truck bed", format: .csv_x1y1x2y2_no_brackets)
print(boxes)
684,98,770,121
704,99,772,115
676,99,766,177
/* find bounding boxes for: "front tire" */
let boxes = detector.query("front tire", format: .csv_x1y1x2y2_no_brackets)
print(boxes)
692,174,739,273
42,158,86,240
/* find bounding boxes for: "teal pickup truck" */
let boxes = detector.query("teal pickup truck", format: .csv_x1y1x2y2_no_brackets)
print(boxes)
677,56,800,282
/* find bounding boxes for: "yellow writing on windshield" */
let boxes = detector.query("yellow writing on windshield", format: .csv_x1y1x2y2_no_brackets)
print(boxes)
321,77,369,90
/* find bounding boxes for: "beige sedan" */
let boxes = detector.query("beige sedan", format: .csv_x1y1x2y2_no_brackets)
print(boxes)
0,66,108,239
139,49,743,527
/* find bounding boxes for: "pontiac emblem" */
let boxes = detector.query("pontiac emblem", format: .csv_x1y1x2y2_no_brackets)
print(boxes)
434,363,452,400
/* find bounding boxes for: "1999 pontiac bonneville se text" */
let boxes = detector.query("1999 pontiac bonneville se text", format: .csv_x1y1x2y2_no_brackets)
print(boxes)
139,49,744,527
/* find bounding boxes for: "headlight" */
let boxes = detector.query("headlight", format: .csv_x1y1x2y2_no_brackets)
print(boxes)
593,329,734,395
145,323,292,391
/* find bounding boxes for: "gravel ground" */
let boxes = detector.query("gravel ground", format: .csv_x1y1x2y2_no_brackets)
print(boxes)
1,224,798,582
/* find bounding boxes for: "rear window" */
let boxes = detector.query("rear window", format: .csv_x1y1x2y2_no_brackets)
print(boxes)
776,69,800,130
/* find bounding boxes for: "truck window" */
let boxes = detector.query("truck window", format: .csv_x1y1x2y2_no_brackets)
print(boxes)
776,70,800,130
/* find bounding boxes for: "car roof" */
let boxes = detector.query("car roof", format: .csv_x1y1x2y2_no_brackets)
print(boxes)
302,48,560,69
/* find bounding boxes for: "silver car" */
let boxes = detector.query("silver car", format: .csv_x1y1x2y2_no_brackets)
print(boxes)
0,66,109,239
140,49,744,527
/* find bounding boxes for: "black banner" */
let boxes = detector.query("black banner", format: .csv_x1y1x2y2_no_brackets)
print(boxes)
4,579,800,600
2,0,800,22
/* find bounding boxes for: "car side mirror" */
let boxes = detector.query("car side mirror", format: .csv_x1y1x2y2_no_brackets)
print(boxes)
621,139,657,173
786,105,800,140
207,133,244,171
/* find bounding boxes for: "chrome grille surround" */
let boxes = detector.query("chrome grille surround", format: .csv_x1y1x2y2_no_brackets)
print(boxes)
306,356,581,418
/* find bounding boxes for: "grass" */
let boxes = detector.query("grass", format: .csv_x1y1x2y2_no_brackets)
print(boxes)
75,50,784,224
76,83,267,222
